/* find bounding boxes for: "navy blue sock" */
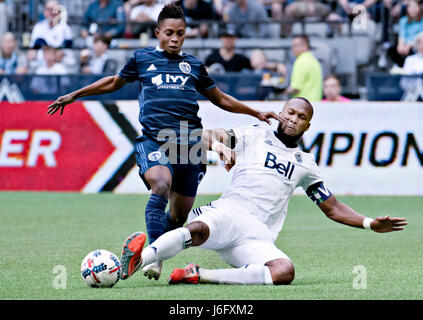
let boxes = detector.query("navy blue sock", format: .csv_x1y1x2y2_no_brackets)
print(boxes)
164,210,184,233
144,193,168,245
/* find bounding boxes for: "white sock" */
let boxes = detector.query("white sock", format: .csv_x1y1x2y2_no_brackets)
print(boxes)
198,264,273,285
140,227,192,268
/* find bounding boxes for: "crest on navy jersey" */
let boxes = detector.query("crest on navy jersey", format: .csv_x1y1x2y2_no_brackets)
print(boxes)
179,61,191,74
295,152,302,163
148,151,162,162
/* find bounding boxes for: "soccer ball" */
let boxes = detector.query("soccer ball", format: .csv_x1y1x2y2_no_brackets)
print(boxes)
80,249,121,288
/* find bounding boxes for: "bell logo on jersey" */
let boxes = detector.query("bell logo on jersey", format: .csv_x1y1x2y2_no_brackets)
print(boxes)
264,152,295,180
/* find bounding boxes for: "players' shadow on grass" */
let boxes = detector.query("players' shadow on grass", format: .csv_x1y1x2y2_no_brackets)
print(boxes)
291,278,351,287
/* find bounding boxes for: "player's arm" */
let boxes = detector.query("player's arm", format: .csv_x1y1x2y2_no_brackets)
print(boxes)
202,128,237,172
306,182,407,233
47,74,127,116
200,86,282,125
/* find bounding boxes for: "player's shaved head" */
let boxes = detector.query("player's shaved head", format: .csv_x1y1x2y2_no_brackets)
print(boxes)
284,97,314,121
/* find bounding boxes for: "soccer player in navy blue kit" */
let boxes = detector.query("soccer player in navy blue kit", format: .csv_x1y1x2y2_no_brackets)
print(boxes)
47,3,282,280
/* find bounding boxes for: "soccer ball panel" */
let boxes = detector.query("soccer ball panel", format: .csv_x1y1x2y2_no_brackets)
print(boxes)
80,249,121,288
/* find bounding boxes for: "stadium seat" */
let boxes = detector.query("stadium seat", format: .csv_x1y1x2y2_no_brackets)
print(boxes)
309,39,332,77
291,22,329,38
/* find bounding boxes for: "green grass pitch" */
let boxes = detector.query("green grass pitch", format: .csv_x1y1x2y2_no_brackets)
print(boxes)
1,192,422,300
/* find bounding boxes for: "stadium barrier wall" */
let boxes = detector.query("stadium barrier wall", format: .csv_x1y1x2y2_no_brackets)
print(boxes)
1,100,422,195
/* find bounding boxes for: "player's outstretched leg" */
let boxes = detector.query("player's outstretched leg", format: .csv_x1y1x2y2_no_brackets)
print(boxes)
167,259,295,285
121,221,209,281
168,263,200,284
120,232,146,280
121,227,194,281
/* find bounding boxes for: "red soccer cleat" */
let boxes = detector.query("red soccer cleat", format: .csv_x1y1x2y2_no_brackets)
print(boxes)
168,263,200,284
120,232,146,280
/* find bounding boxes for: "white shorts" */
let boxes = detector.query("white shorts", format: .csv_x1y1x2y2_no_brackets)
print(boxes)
187,203,290,268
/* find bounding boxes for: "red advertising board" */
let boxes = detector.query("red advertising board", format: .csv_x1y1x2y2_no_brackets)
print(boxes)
0,101,115,191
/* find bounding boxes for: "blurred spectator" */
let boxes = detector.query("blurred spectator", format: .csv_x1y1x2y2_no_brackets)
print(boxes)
55,48,78,74
35,46,68,75
123,0,142,36
175,0,220,38
249,48,287,76
260,0,286,21
0,0,13,41
30,46,70,94
204,29,252,73
284,0,330,19
30,0,73,49
224,0,271,38
26,49,43,73
388,0,423,67
403,32,423,73
334,0,379,19
129,0,164,37
82,0,126,40
322,74,351,102
284,34,322,101
212,0,233,19
0,32,27,74
130,0,164,22
400,32,423,91
80,35,118,74
390,0,412,22
124,0,144,19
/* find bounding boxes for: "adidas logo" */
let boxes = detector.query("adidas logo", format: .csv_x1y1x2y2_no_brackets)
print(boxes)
147,64,157,71
265,140,273,146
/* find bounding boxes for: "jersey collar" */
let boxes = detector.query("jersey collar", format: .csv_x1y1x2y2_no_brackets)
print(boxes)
272,130,299,150
155,46,184,56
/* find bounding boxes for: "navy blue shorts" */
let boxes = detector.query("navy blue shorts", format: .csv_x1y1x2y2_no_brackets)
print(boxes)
134,137,207,197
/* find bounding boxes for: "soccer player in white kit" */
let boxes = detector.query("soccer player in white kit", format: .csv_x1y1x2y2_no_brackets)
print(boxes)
119,97,407,285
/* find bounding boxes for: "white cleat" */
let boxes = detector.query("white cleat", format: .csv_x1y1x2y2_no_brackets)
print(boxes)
142,261,162,280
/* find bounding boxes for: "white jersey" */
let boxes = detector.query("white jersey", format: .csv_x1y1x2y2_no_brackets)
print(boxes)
30,19,73,48
212,124,323,241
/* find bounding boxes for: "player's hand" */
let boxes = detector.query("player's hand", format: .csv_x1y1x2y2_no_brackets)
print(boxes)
214,143,236,171
256,111,284,125
370,215,407,233
47,93,76,116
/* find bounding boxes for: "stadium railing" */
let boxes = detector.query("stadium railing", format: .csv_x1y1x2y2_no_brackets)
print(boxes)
0,73,265,101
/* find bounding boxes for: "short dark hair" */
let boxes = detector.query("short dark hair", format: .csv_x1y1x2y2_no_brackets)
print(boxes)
94,34,111,47
157,3,186,29
42,45,56,53
324,74,341,85
293,34,310,49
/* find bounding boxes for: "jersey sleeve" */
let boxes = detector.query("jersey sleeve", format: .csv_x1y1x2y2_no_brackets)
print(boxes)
298,157,323,191
231,124,260,151
196,64,216,92
118,54,138,82
298,159,334,205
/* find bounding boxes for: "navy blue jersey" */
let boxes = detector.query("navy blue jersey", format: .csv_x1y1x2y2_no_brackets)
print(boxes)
118,46,216,146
